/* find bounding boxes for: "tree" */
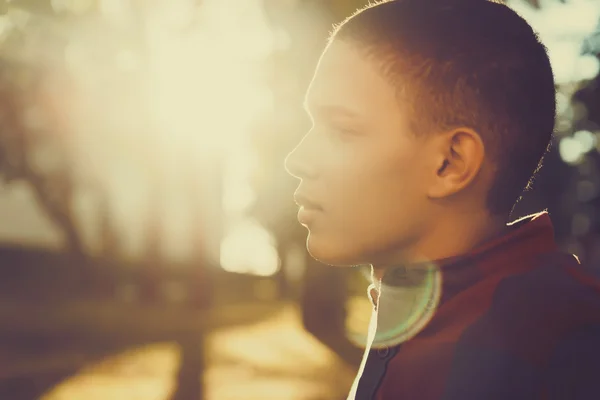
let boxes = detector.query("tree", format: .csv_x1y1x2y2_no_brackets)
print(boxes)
0,1,130,261
0,31,86,258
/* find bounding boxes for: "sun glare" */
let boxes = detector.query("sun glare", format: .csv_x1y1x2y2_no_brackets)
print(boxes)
50,0,279,269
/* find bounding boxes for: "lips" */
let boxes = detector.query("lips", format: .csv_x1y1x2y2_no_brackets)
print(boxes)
293,192,323,211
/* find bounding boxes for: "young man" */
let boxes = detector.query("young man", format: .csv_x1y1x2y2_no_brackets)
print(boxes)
284,0,600,399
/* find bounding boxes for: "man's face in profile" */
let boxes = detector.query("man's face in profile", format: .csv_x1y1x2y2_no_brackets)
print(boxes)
285,40,435,267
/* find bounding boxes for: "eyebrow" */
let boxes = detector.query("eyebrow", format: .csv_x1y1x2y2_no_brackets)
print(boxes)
303,99,360,120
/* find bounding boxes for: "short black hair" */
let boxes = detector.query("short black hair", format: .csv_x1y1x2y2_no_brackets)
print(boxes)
330,0,556,217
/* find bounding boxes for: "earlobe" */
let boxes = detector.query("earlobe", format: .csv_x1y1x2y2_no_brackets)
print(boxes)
428,171,455,199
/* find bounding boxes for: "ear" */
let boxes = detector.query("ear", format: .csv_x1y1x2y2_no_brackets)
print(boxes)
427,128,485,199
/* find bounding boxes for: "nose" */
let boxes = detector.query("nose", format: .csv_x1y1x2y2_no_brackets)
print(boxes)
284,134,318,180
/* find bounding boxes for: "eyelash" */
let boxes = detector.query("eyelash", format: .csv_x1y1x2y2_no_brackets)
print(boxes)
334,127,359,139
336,127,357,136
311,121,358,139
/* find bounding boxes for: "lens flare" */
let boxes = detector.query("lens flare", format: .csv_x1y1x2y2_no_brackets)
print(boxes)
349,262,442,348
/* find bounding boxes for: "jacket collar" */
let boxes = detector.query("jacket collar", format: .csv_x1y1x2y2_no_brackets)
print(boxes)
370,210,559,309
366,210,562,348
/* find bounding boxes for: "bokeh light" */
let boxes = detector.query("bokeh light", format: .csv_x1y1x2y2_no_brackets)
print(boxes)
220,218,280,277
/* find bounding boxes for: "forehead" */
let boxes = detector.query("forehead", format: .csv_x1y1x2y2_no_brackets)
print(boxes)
305,41,399,115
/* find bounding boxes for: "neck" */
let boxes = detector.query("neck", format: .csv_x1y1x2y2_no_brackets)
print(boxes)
370,209,510,282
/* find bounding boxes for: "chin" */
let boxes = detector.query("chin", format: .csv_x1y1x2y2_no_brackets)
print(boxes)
306,234,364,267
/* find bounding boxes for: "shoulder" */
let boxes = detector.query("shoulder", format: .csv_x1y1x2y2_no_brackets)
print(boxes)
486,252,600,321
440,253,600,399
545,322,600,399
451,252,600,367
536,253,600,397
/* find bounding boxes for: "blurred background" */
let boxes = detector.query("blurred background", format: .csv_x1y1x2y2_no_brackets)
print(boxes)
0,0,598,399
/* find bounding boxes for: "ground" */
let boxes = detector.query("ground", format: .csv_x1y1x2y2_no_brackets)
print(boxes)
2,301,358,400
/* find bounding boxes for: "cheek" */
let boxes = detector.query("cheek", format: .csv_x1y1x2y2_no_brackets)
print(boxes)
309,148,425,264
333,147,422,220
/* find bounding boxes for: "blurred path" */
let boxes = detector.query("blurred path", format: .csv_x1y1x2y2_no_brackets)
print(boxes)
204,303,356,399
5,302,355,400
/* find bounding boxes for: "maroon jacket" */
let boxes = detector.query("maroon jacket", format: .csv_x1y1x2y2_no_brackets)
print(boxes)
348,211,600,399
